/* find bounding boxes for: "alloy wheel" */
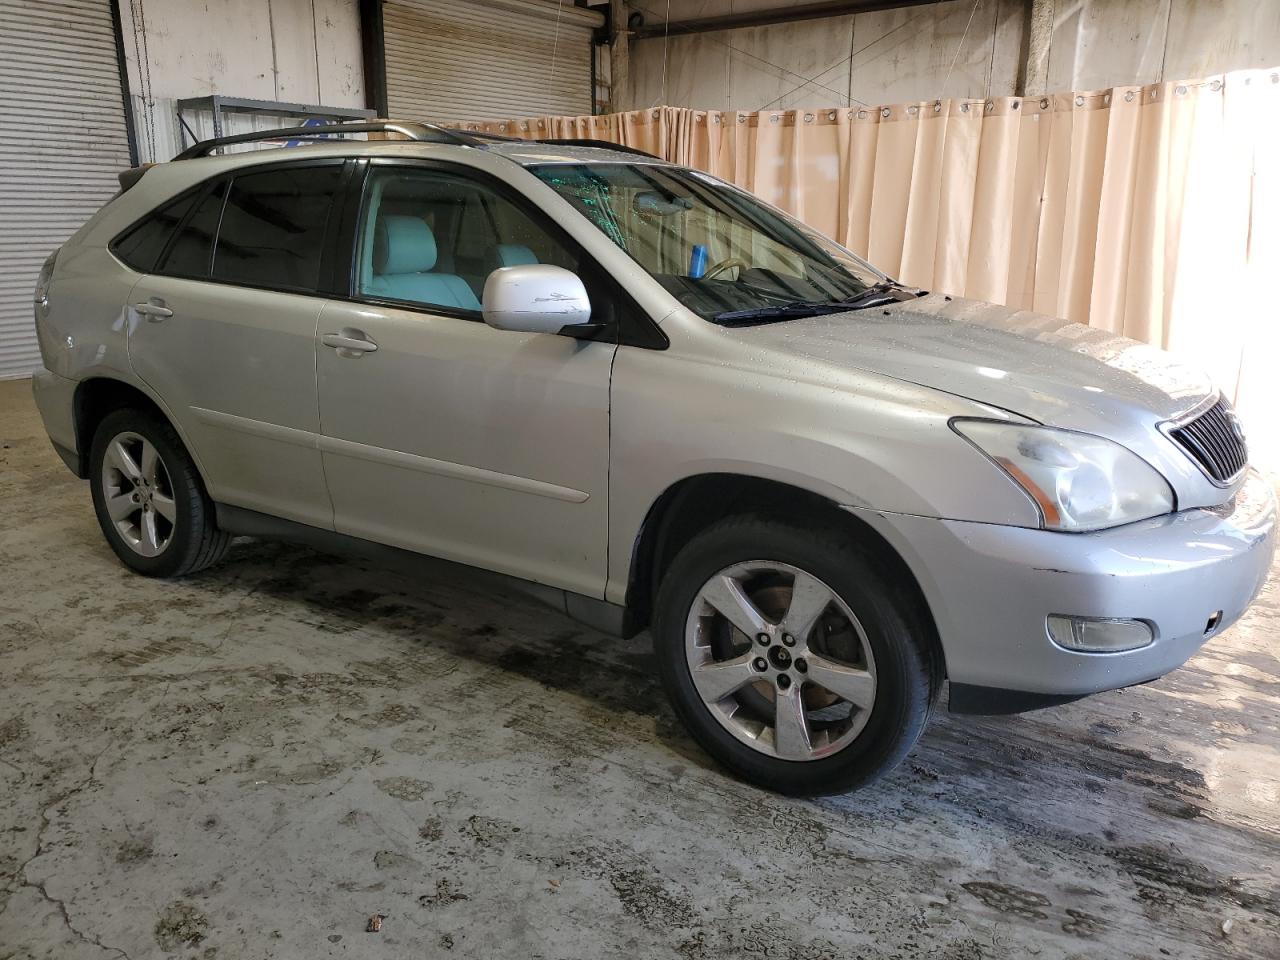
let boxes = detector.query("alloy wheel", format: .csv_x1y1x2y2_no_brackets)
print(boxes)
684,561,878,761
100,431,176,558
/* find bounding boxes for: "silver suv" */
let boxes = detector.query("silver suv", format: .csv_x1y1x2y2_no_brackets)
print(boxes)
31,121,1276,795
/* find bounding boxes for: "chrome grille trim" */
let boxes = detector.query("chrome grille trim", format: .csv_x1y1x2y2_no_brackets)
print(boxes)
1166,396,1248,486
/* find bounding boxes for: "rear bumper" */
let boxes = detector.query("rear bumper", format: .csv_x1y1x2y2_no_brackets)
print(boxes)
848,469,1277,710
31,366,82,476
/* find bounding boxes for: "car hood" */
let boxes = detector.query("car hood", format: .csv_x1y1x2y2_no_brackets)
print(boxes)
733,293,1213,433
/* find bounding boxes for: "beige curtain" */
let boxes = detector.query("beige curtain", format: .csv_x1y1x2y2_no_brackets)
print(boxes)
452,69,1280,450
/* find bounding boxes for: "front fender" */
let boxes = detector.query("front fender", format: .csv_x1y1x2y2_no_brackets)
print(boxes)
606,341,1039,603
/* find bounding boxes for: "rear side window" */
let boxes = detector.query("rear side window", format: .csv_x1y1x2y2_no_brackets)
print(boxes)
158,181,227,279
111,190,200,273
212,165,343,291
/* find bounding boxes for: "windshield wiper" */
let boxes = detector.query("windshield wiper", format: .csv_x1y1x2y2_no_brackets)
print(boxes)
829,280,923,309
712,300,853,326
712,281,922,326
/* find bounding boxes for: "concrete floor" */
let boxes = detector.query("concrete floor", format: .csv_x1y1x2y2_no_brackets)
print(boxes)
0,378,1278,960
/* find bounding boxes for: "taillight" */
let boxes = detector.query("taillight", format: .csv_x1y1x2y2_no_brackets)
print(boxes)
34,248,58,312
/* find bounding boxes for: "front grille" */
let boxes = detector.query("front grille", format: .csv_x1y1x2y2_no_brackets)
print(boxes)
1168,397,1248,484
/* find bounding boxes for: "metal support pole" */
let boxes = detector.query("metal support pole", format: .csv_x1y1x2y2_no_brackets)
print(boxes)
609,0,631,113
1017,0,1054,97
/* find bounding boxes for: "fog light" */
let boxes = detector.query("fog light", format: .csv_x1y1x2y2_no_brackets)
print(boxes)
1047,615,1154,652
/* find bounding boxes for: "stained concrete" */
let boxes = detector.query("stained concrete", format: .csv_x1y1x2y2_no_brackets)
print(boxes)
0,376,1277,959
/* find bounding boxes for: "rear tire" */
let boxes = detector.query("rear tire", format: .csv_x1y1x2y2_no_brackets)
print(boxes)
653,515,935,796
89,407,231,577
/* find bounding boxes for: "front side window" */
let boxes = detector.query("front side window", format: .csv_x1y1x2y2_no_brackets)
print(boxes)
212,165,344,291
355,166,576,314
530,163,884,320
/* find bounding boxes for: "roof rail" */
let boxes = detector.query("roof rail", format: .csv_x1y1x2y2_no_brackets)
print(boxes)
444,128,524,143
535,138,662,160
172,120,481,160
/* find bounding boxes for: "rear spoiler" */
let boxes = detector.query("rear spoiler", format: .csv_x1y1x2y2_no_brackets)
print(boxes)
117,164,156,193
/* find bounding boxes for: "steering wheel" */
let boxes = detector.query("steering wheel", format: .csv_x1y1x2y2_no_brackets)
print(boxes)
701,256,749,280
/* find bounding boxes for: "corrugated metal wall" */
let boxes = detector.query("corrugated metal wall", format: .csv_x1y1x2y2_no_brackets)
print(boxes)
0,0,132,380
384,0,599,122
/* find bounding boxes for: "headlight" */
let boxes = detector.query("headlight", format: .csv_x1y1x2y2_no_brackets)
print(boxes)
952,420,1174,532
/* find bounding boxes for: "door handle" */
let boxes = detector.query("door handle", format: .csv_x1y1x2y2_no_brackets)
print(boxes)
322,329,378,357
133,299,173,321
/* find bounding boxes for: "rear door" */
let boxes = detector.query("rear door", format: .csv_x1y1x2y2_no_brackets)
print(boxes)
125,160,346,528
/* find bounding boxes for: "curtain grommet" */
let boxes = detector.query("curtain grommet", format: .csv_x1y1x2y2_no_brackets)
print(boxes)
1011,99,1020,110
933,100,942,112
984,100,993,111
1124,90,1135,102
1175,85,1187,96
1074,96,1085,107
769,114,779,123
737,115,747,123
1210,79,1222,92
827,110,836,120
880,107,891,118
803,112,814,122
855,110,865,119
907,105,918,116
1040,97,1050,110
960,103,969,113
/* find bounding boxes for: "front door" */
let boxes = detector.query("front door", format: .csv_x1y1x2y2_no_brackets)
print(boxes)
316,162,615,598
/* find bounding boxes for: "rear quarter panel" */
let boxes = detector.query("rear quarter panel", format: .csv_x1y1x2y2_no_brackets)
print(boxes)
40,213,208,482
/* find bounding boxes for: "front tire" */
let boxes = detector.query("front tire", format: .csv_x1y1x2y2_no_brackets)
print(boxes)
653,515,935,796
89,408,230,577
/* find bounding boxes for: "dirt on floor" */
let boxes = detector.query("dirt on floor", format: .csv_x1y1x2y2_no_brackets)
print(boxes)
0,377,1278,959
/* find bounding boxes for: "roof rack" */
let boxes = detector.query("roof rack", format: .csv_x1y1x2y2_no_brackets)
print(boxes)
534,138,662,160
444,128,524,143
172,120,481,160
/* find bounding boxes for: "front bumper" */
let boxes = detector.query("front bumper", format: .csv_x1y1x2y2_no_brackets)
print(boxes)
848,469,1277,709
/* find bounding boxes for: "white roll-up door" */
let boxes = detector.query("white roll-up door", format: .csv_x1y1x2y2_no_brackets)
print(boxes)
0,0,133,379
384,0,601,122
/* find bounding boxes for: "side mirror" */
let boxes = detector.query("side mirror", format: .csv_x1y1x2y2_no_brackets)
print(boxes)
482,264,593,336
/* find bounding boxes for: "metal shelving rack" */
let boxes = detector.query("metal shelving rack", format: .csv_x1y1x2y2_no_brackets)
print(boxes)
174,95,376,151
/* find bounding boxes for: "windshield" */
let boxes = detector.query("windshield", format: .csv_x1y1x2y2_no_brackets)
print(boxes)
529,163,885,319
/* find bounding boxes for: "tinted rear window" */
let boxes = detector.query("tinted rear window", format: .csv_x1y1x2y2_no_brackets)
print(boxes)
111,190,200,273
211,165,343,291
158,181,227,279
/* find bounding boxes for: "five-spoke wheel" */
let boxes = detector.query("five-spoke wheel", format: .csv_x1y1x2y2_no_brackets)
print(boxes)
89,408,231,577
100,431,177,557
655,515,936,795
686,561,877,761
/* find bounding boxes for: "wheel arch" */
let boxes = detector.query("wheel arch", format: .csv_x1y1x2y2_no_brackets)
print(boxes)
72,377,208,488
622,472,946,684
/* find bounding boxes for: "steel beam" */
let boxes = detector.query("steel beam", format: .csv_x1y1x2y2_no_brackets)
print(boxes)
630,0,942,39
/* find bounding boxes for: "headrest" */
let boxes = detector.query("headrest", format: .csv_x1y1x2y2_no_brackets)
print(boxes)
496,244,538,267
373,215,437,275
